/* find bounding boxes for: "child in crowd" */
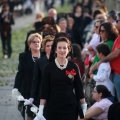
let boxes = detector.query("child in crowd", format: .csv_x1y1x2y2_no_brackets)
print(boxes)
90,43,115,99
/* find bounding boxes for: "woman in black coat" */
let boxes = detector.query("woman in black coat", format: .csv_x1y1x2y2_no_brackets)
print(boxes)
34,36,87,120
24,35,55,108
12,33,42,120
0,3,14,58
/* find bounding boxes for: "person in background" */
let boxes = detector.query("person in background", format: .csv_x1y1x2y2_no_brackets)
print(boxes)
47,8,57,22
33,12,44,31
91,22,119,75
12,33,42,120
81,85,112,120
108,102,120,120
90,43,115,99
67,17,74,43
58,17,67,33
116,12,120,34
107,10,117,25
24,35,55,119
0,3,14,59
8,0,15,13
90,35,120,102
71,43,85,78
34,36,87,120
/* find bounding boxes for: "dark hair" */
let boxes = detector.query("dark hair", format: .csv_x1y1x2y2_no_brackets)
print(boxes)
42,16,55,25
96,43,110,56
72,44,83,63
99,22,119,41
73,3,83,14
108,102,120,120
96,85,112,98
55,32,71,40
24,30,41,52
93,9,103,19
117,12,120,20
108,10,117,21
49,36,71,62
1,3,9,13
118,12,120,17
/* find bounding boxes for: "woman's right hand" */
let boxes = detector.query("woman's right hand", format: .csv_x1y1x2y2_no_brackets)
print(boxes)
12,88,21,99
24,98,34,105
34,105,46,120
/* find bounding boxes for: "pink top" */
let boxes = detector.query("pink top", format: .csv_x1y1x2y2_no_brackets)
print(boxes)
91,98,112,120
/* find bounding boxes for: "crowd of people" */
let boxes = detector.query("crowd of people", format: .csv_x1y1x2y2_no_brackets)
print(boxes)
6,0,120,120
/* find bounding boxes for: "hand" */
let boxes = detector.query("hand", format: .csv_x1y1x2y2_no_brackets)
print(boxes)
17,95,25,101
24,98,34,105
34,115,46,120
81,103,87,116
34,116,40,120
34,105,45,120
90,74,94,79
12,88,21,99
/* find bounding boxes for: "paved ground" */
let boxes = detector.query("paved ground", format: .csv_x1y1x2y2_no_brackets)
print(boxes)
0,1,61,119
0,9,40,120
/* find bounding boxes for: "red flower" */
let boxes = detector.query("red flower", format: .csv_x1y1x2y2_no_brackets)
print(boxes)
66,69,76,76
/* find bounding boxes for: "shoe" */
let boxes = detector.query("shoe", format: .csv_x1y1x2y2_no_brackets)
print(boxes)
4,55,8,59
8,54,11,58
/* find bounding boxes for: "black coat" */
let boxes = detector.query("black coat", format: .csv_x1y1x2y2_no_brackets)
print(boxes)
30,55,49,105
0,11,14,34
14,51,35,99
40,61,84,120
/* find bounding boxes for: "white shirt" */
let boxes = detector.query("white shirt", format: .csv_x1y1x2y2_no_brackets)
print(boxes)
93,62,115,96
89,33,101,52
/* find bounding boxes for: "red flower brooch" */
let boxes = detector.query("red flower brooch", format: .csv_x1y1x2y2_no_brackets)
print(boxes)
66,69,76,80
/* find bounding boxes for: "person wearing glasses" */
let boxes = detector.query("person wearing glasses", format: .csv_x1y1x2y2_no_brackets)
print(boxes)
84,19,105,62
24,35,55,118
91,22,119,75
116,12,120,34
81,85,112,120
12,33,42,120
107,10,117,25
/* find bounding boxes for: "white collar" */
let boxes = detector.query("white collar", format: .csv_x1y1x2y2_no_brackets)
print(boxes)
55,58,68,70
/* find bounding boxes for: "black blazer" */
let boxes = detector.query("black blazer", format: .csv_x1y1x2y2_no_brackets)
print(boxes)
0,11,14,33
14,51,34,99
30,55,49,105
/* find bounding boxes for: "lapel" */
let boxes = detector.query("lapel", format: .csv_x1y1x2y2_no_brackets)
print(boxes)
26,51,34,71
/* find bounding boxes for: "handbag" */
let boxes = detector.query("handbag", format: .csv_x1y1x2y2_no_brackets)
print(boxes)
18,101,25,119
77,100,84,119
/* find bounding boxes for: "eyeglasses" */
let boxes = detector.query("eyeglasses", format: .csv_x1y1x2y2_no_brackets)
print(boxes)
31,41,40,44
92,90,98,93
94,26,99,29
99,29,106,33
116,20,120,23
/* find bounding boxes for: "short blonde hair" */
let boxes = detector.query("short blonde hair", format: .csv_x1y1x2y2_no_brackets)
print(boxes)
41,35,55,52
27,33,42,45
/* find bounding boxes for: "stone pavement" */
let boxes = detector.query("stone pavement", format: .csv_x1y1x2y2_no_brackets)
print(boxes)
0,1,61,119
0,11,38,120
0,75,23,120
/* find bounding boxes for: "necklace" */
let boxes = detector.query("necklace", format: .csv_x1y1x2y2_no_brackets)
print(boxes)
55,58,68,70
32,54,40,62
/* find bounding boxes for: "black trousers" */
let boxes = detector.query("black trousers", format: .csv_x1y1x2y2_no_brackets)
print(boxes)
1,32,12,57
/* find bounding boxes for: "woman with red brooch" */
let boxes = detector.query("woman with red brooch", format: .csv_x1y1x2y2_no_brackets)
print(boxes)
34,35,87,120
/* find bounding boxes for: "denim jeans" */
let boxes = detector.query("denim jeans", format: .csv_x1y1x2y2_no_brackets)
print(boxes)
113,74,120,102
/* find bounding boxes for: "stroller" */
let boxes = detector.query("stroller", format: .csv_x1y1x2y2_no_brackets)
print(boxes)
82,65,96,107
